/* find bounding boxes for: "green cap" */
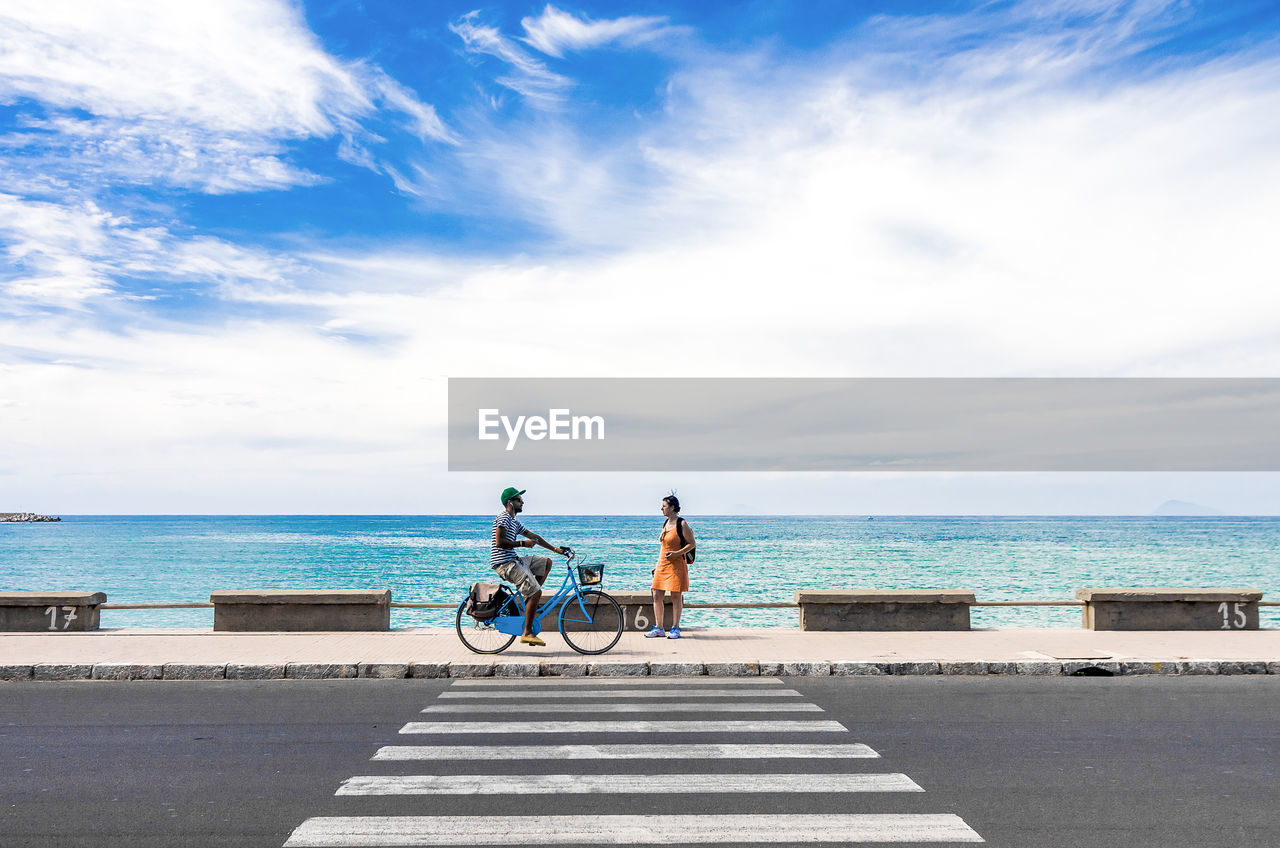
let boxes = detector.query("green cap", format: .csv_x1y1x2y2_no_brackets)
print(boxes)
500,486,526,506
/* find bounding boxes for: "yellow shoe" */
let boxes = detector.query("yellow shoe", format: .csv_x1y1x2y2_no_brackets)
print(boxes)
520,635,546,647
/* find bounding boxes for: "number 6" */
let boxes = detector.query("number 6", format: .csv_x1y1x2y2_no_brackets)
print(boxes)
634,608,649,630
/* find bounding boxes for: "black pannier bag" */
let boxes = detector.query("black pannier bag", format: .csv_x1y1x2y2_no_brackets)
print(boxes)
466,582,512,621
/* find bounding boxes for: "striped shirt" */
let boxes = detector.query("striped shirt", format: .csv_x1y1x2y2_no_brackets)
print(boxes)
490,512,526,567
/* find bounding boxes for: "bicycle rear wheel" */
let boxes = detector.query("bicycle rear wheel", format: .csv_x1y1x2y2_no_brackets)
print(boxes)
558,589,623,655
455,603,517,654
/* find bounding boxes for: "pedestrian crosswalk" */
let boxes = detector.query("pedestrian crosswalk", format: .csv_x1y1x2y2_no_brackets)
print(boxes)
283,677,985,846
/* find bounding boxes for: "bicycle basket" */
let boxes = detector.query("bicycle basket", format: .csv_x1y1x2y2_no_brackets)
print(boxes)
576,563,604,585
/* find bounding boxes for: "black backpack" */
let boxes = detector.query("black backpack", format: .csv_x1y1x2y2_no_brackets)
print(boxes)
466,583,513,621
675,517,696,564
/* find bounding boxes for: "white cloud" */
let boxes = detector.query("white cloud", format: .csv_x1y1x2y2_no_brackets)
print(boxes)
0,193,301,309
450,12,573,104
0,0,451,193
4,1,1280,511
520,5,670,58
0,0,363,134
5,116,324,194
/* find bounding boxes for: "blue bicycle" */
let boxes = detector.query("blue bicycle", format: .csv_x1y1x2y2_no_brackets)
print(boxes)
456,549,623,655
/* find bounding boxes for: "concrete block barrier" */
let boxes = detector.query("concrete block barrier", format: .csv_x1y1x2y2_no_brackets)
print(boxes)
609,590,684,632
210,590,391,632
539,662,589,677
796,590,974,631
1076,588,1262,631
0,592,106,632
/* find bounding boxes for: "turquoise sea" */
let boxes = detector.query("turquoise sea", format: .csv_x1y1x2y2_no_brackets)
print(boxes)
2,515,1278,629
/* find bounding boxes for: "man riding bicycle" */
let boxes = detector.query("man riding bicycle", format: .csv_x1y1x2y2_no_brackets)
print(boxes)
491,486,570,647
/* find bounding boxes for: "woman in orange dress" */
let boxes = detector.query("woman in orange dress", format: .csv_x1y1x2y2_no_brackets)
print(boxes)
646,494,695,639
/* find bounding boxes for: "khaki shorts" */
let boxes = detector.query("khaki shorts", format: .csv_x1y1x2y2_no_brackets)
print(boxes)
493,555,552,599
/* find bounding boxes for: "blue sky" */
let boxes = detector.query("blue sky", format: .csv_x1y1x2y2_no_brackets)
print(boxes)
2,0,1280,514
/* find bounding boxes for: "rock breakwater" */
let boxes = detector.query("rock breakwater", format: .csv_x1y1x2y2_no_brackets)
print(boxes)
0,513,60,522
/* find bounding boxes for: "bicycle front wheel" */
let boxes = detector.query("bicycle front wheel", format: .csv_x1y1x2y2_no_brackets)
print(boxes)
455,604,517,654
558,589,623,655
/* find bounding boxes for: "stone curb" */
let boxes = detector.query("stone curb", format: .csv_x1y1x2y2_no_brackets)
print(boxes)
649,662,706,676
162,663,227,680
410,662,449,679
358,663,409,679
448,662,495,678
589,662,648,677
285,663,357,679
34,663,94,681
494,662,541,678
5,659,1280,680
0,664,35,681
226,663,285,680
91,663,162,681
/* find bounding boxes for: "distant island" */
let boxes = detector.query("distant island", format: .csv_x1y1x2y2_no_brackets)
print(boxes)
0,513,60,522
1150,500,1222,516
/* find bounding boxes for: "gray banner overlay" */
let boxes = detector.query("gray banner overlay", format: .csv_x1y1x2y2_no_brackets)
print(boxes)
448,378,1280,471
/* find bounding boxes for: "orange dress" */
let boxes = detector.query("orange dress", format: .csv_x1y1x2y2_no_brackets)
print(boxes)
652,522,690,592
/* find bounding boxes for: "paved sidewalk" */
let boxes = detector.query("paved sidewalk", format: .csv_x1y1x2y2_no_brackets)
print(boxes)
3,628,1279,679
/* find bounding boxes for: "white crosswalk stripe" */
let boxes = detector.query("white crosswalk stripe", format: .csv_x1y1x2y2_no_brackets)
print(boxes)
372,742,880,760
284,676,986,846
438,688,806,699
421,701,824,713
336,772,923,795
284,813,983,846
450,677,784,687
400,719,847,733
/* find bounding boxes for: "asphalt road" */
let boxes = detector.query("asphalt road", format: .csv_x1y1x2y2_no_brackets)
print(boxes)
2,676,1277,847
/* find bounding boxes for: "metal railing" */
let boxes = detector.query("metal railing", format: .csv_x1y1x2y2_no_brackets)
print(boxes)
97,600,1280,610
